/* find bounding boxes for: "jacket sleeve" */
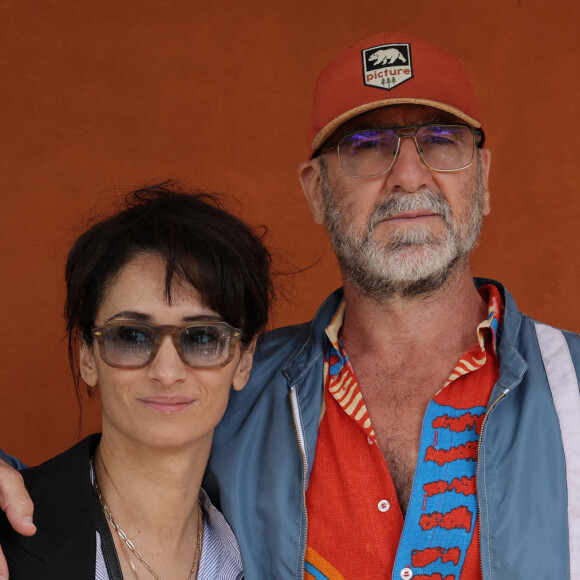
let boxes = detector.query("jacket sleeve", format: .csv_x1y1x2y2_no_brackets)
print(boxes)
0,449,26,470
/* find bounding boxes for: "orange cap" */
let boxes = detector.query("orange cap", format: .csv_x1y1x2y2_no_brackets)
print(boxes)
307,32,484,156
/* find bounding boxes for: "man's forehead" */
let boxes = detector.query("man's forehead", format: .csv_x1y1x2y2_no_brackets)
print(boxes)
328,104,463,142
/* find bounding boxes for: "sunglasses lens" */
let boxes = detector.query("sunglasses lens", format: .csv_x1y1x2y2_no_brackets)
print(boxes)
103,325,155,367
180,325,232,367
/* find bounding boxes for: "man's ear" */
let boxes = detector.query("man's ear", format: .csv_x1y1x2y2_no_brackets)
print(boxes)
479,148,491,216
232,340,256,392
298,159,326,225
79,344,99,388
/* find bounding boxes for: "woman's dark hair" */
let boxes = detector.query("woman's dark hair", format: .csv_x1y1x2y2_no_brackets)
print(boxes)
65,181,272,397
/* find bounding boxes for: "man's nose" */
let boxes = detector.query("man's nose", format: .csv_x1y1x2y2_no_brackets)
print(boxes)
386,136,432,192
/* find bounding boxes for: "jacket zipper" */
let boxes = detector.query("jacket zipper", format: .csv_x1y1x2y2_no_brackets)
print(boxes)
477,389,508,580
289,385,308,580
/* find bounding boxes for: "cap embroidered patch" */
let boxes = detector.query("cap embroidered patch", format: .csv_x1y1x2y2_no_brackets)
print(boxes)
362,43,413,90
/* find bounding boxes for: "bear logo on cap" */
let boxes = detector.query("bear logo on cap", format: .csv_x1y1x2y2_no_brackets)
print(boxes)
362,43,413,90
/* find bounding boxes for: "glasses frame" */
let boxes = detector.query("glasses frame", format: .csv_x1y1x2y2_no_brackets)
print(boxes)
319,124,483,178
92,320,243,369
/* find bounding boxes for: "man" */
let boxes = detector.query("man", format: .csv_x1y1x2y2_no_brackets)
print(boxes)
1,32,579,579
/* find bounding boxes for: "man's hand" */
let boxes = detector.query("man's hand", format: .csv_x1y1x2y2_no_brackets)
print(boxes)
0,459,36,579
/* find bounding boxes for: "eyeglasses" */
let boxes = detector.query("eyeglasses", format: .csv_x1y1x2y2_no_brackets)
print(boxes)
320,124,483,178
92,320,243,369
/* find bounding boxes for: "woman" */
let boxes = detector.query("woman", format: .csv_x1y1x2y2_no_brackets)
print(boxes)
0,182,272,579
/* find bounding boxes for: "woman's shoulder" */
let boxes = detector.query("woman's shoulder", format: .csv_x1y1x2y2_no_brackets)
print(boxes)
0,434,101,578
21,434,100,487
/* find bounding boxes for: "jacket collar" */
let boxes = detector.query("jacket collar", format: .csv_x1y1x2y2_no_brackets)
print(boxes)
282,288,343,389
284,279,528,394
474,278,528,392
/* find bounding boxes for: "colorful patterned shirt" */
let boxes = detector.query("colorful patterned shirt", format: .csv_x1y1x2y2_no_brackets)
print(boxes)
305,285,502,580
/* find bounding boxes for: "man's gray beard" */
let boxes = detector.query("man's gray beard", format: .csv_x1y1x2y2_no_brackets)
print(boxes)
321,164,485,301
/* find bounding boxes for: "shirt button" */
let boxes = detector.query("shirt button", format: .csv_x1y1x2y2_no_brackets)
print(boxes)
400,568,413,579
367,435,374,445
377,499,390,512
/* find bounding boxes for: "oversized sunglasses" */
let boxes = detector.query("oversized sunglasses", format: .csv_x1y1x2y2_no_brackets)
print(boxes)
92,320,242,369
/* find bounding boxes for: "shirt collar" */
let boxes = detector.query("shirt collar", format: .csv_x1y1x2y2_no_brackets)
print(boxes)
324,284,503,359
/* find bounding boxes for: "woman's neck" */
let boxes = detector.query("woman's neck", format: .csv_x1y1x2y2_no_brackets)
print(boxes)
94,432,209,578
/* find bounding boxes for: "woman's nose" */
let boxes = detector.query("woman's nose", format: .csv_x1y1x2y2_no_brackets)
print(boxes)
147,335,188,387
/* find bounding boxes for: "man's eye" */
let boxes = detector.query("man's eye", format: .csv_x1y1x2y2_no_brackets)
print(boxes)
356,139,380,150
429,136,457,146
421,127,464,146
347,134,387,152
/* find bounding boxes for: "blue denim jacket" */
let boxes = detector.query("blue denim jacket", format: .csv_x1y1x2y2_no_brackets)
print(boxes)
205,278,580,579
0,451,25,470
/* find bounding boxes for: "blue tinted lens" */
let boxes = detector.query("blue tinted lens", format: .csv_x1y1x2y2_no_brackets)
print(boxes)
180,325,230,363
104,325,155,363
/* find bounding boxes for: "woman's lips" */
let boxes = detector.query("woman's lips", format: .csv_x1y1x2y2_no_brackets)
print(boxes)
139,396,195,414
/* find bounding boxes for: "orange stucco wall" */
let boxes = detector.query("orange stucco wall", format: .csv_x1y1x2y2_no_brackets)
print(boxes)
1,0,579,464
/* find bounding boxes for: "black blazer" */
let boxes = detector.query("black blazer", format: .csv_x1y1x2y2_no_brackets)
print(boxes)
0,434,122,579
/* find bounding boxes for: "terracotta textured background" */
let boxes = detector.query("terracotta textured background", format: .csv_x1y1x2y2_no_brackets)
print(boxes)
1,0,579,465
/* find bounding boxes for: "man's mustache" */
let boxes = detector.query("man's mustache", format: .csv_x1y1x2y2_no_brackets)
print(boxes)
367,189,452,231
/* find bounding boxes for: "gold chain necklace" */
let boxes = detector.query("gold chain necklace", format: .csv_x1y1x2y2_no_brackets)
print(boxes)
93,470,203,580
